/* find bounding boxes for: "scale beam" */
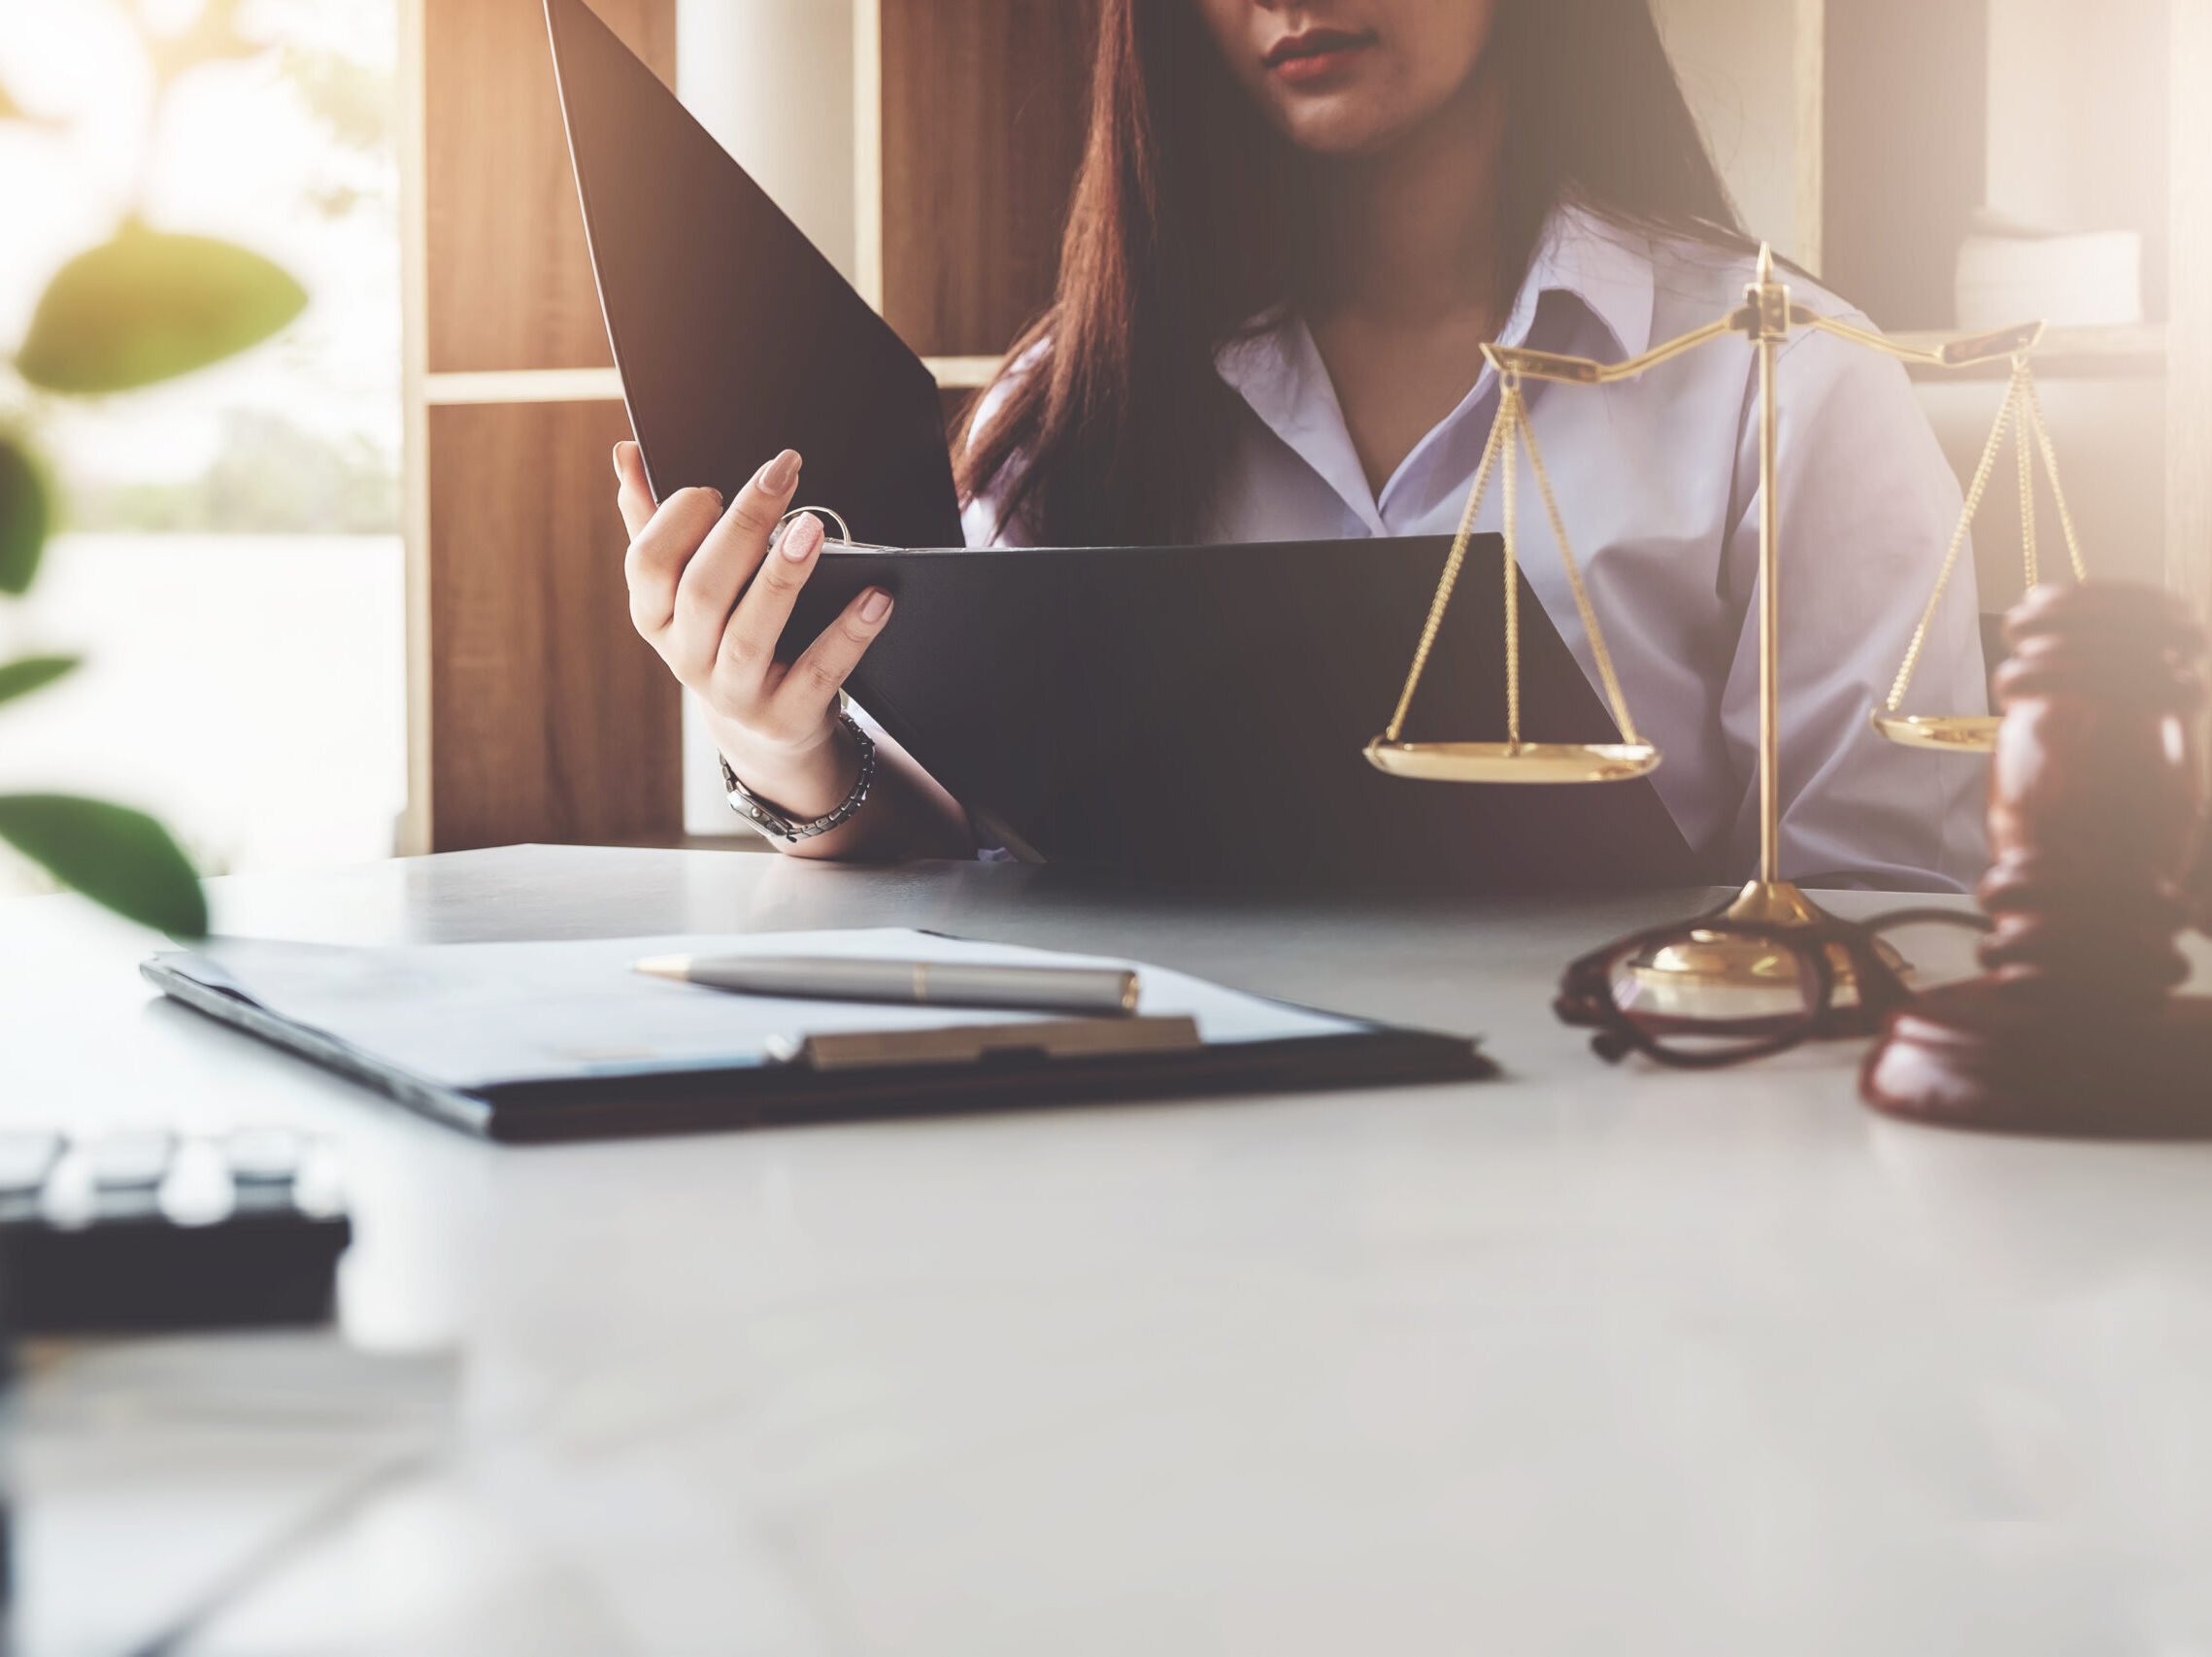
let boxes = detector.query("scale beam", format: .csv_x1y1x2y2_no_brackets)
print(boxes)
1799,312,2044,370
1485,308,2048,390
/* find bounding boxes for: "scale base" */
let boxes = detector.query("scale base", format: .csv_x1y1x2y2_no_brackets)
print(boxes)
1863,979,2212,1136
1616,880,1894,1036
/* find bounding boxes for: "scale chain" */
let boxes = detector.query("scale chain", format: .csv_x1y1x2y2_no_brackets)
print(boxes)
2021,373,2089,582
2016,358,2038,590
1382,373,1647,753
1515,391,1644,748
1380,393,1508,743
1885,365,2026,715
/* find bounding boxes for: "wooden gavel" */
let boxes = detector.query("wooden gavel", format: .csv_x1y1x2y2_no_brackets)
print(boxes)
1862,581,2212,1134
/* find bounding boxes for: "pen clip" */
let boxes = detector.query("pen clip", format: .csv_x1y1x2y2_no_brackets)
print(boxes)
769,1016,1199,1072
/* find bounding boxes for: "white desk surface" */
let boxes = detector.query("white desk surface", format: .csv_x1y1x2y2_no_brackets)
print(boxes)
7,844,2212,1655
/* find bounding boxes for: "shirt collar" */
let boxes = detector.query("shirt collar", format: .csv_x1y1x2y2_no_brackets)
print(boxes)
1213,308,1385,532
1513,203,1656,362
1212,206,1659,526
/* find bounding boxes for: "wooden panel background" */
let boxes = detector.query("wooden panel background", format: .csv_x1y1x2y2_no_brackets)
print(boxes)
1820,0,1987,329
412,0,1102,851
879,0,1097,357
426,401,681,850
424,0,675,373
417,0,681,853
2170,0,2212,627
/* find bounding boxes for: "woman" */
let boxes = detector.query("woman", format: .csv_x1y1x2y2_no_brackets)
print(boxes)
613,0,1988,889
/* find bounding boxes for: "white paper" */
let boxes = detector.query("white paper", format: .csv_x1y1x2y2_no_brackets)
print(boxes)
168,930,1365,1091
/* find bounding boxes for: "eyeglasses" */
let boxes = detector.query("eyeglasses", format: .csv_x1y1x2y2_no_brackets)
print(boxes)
1554,906,1992,1068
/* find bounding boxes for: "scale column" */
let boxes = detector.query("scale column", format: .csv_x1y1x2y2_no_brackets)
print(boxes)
1751,245,1789,888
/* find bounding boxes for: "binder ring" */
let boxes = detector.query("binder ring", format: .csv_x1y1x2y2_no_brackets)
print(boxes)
772,505,853,548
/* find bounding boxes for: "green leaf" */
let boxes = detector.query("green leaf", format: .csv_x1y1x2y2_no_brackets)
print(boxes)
16,222,308,395
0,435,50,595
0,655,79,705
0,795,207,937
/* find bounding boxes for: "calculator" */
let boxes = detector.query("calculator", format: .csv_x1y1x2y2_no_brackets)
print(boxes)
0,1129,352,1335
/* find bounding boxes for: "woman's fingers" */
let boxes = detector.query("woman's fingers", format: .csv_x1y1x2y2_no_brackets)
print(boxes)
722,447,803,556
777,585,894,718
622,486,724,640
668,450,803,683
620,448,800,659
613,441,654,538
718,500,825,680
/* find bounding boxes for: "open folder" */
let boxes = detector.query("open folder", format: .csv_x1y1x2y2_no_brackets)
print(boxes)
145,930,1490,1143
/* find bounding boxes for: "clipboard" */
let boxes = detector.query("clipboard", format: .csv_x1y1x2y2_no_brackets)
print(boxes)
142,931,1491,1145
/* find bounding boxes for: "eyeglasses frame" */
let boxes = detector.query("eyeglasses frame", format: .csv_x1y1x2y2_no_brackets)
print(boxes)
1555,905,1994,1068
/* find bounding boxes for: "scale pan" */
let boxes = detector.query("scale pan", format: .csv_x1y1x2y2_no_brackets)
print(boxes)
1870,713,2000,753
1364,740,1661,784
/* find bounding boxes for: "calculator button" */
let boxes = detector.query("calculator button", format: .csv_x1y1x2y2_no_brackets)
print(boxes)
0,1133,62,1195
226,1128,305,1185
158,1139,238,1228
82,1132,176,1190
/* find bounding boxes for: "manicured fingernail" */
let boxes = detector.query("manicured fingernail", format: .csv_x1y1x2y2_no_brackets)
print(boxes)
781,512,821,561
860,589,891,623
757,450,800,493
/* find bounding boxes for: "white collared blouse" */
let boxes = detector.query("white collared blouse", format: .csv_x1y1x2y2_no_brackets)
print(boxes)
962,209,1990,892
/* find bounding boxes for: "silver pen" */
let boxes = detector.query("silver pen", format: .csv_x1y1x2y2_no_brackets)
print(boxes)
634,954,1141,1015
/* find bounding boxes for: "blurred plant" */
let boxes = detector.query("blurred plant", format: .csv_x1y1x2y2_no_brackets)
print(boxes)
282,39,395,220
282,44,392,154
71,410,398,534
0,0,312,936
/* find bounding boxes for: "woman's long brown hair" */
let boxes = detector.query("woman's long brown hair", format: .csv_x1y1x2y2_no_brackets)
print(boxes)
955,0,1746,548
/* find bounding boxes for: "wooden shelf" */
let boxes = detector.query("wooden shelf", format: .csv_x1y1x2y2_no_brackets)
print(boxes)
922,355,1002,389
1806,0,2207,611
1894,321,2167,381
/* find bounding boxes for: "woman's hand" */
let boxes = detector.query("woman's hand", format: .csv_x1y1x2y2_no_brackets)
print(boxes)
614,441,891,826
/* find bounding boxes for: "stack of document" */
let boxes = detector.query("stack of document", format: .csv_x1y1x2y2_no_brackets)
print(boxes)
1955,211,2142,330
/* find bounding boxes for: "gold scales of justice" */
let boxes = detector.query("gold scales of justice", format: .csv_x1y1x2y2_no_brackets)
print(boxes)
1363,244,2090,1030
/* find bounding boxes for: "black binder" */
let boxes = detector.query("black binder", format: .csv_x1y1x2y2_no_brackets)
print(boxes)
787,535,1702,891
